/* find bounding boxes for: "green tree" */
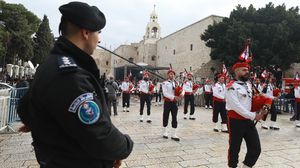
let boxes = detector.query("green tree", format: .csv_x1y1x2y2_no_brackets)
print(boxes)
201,3,300,70
0,1,40,64
32,15,54,64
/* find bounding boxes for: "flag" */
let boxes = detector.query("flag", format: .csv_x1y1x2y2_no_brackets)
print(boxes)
239,45,253,62
222,63,228,76
128,70,133,81
261,70,268,79
295,72,299,80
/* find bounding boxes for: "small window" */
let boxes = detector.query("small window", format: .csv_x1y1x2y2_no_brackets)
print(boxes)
190,44,193,51
137,51,139,56
173,49,176,55
165,46,167,49
129,57,134,62
151,55,156,61
106,61,109,66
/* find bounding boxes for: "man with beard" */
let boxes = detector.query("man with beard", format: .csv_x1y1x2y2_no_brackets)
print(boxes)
226,62,271,168
162,69,183,141
138,71,154,123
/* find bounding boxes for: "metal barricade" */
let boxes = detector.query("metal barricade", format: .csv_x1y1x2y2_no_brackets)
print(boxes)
273,98,295,114
0,87,29,133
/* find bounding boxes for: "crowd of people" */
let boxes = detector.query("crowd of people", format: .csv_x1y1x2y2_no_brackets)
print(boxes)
15,1,300,168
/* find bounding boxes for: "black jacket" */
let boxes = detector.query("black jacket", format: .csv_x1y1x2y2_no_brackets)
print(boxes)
18,37,133,168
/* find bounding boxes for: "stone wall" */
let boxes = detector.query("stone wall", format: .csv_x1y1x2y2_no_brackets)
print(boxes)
92,48,112,75
156,15,223,73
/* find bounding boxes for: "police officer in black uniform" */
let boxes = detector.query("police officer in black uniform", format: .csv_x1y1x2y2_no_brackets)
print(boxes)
17,2,133,168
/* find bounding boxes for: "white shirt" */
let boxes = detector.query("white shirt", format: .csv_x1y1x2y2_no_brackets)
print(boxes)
295,86,300,98
139,80,150,94
264,83,274,98
204,84,212,93
212,82,225,99
121,81,130,92
183,80,193,93
162,80,176,100
225,81,256,120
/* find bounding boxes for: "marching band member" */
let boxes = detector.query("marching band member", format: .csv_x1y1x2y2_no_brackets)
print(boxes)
204,79,213,109
212,74,227,132
260,78,280,130
183,73,199,120
294,84,300,128
120,76,133,112
138,71,154,123
226,62,272,168
162,69,183,141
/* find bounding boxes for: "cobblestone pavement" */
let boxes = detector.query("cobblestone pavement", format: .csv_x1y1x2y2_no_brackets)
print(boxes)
1,98,300,168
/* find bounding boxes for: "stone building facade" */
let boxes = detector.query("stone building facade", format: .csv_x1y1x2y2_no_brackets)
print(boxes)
111,7,224,80
91,49,111,76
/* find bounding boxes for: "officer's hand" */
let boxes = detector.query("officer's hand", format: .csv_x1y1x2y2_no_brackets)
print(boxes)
18,124,31,133
113,160,122,168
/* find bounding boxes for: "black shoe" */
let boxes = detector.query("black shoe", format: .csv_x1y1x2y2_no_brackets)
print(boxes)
189,117,196,120
270,126,280,130
171,137,180,141
221,130,229,133
184,117,187,120
126,110,130,112
163,135,168,139
290,117,296,121
213,128,219,132
147,120,152,123
140,119,143,122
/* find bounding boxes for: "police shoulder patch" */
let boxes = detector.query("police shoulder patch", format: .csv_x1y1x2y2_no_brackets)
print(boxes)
78,101,100,125
58,56,77,69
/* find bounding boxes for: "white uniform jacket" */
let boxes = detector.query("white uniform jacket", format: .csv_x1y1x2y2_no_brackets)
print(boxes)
225,80,256,120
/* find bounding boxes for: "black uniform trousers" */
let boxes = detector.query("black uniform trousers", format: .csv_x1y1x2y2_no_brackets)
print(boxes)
212,101,227,123
269,101,277,121
296,101,300,120
228,118,261,168
122,92,130,108
184,94,195,115
156,92,162,102
204,93,213,107
140,93,151,115
163,101,178,128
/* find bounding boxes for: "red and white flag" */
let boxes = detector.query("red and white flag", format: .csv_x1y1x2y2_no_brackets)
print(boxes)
261,70,268,79
239,45,252,62
222,63,229,78
295,72,299,80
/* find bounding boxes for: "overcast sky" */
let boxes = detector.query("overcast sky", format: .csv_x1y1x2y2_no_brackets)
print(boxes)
5,0,300,49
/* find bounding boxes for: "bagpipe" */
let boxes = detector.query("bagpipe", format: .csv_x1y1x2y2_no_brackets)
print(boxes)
240,39,272,125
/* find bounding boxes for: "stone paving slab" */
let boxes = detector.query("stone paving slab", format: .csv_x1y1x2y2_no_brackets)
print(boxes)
1,100,300,167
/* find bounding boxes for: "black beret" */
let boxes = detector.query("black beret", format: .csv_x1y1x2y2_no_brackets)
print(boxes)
59,1,106,31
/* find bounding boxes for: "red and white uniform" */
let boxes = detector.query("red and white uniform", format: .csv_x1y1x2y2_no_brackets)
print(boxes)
204,84,212,94
295,86,300,102
162,80,176,102
121,81,132,94
138,80,153,94
183,80,194,95
225,81,256,120
212,82,225,102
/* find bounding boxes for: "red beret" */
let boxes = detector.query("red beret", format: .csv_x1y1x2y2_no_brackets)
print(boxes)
232,62,249,72
218,74,225,78
143,71,150,77
167,69,176,75
187,72,193,77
